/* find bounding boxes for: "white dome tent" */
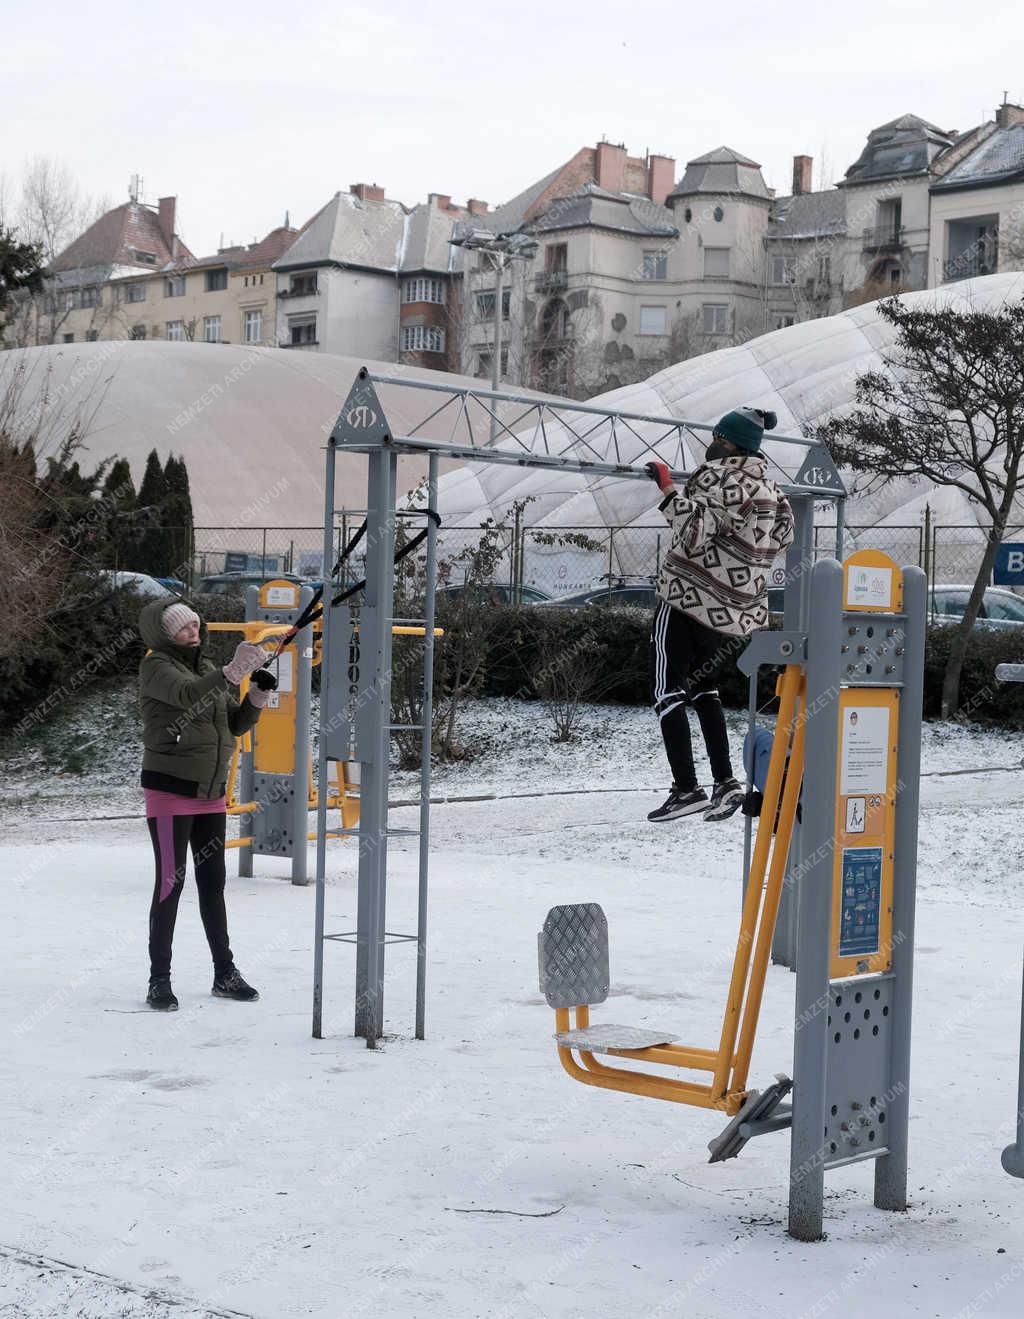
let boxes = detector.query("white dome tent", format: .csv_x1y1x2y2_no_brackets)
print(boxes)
429,272,1024,595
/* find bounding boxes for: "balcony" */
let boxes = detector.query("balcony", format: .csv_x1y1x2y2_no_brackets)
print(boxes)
534,270,568,292
278,285,319,299
943,254,997,282
862,226,904,252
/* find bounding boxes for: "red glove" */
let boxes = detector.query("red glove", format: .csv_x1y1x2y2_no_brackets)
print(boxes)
644,460,674,494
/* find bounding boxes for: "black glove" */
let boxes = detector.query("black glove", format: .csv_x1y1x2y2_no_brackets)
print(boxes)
251,668,278,692
741,790,763,818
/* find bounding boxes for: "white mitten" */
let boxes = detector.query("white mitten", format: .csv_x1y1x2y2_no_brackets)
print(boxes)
223,641,265,684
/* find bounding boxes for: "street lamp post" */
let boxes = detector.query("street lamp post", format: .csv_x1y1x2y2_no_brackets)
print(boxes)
449,229,539,437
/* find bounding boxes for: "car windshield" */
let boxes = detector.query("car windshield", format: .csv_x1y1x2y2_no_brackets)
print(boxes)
932,591,971,617
984,591,1024,621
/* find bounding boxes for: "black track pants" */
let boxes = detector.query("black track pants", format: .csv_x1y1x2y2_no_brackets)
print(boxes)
650,601,741,791
147,812,232,980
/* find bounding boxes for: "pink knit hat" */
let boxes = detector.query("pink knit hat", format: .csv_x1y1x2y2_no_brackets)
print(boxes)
161,602,201,639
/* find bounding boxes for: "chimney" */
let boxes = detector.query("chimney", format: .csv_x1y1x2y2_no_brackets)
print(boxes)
467,198,489,216
350,183,385,202
996,100,1024,129
791,155,813,196
428,192,453,211
646,153,675,206
595,141,627,192
157,196,177,254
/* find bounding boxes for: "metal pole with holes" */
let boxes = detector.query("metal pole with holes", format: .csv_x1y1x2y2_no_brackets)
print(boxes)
415,455,439,1039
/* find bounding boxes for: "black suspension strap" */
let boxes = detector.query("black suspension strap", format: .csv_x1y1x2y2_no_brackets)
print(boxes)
331,510,441,607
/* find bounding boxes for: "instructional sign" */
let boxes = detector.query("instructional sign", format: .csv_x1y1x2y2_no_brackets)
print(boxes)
840,706,890,795
838,847,883,957
846,563,893,610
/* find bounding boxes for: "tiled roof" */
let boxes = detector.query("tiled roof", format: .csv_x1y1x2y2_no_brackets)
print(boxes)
273,192,408,272
667,146,771,202
173,226,298,274
767,189,847,240
400,203,459,274
52,201,191,272
932,122,1024,191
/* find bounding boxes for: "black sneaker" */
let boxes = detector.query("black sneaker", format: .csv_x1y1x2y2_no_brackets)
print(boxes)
147,976,179,1012
704,778,744,822
647,786,709,822
212,967,260,1002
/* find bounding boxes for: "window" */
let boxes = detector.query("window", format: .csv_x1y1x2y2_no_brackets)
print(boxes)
86,330,98,342
984,591,1024,622
770,255,797,285
243,309,263,343
64,291,75,310
126,283,146,303
703,247,730,278
130,249,157,264
639,305,667,335
817,254,831,285
931,589,970,618
476,348,508,378
702,303,729,334
400,325,445,353
205,268,228,292
165,274,186,297
63,333,74,343
79,287,100,308
130,324,146,340
772,314,796,330
475,289,511,320
203,315,222,343
713,206,724,222
290,272,318,296
642,250,667,280
288,315,317,345
166,320,186,341
402,277,444,304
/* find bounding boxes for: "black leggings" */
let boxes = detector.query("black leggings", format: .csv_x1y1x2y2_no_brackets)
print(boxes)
147,812,232,980
650,602,742,790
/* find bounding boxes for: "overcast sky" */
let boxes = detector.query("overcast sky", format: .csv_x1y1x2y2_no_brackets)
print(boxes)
3,0,1023,257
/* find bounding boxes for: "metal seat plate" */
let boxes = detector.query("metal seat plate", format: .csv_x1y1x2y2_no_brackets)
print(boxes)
555,1024,678,1052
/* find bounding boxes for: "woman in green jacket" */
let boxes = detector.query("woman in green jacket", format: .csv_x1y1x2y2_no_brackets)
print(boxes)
138,599,269,1011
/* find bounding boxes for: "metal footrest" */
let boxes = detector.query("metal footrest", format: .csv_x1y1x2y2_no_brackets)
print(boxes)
555,1024,678,1052
707,1074,793,1163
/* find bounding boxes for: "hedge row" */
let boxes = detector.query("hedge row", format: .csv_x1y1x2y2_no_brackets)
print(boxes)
477,606,1024,726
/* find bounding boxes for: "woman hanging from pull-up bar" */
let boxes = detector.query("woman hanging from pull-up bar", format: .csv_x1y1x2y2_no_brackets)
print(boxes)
644,406,794,825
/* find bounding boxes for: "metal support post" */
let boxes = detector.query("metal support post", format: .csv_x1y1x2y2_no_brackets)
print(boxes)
290,585,315,886
312,444,337,1039
874,566,925,1209
788,557,843,1242
773,495,815,965
415,454,439,1039
353,448,398,1047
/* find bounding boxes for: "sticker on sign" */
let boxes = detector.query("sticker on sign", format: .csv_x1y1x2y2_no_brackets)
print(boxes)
846,564,892,610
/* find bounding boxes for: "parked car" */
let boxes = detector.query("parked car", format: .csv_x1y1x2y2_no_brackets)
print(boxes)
99,571,172,599
154,576,187,593
435,582,552,606
930,585,1024,630
196,572,303,597
536,581,657,611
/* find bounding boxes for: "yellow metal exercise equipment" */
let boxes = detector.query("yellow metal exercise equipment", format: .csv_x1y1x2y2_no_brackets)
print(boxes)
546,663,805,1117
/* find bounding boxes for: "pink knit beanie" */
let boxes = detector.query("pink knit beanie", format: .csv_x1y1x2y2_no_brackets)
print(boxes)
161,602,201,639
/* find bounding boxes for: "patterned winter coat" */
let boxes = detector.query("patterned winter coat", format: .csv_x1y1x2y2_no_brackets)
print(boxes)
656,453,794,637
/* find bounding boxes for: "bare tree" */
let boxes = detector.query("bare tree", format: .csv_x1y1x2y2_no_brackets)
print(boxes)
818,294,1024,717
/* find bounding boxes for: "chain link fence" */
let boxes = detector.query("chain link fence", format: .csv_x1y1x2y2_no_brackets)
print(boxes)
182,521,1021,601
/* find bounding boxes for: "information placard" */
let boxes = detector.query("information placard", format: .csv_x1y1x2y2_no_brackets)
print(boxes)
840,706,890,795
838,846,883,957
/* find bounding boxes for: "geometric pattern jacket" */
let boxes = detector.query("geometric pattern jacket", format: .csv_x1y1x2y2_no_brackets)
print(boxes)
656,453,795,637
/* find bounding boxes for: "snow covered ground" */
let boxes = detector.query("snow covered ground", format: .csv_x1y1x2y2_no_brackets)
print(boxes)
2,694,1024,1317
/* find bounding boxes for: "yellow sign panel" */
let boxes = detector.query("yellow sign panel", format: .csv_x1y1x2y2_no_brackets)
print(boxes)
843,549,903,614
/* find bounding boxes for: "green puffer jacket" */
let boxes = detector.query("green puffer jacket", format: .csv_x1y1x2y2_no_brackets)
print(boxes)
138,599,261,799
